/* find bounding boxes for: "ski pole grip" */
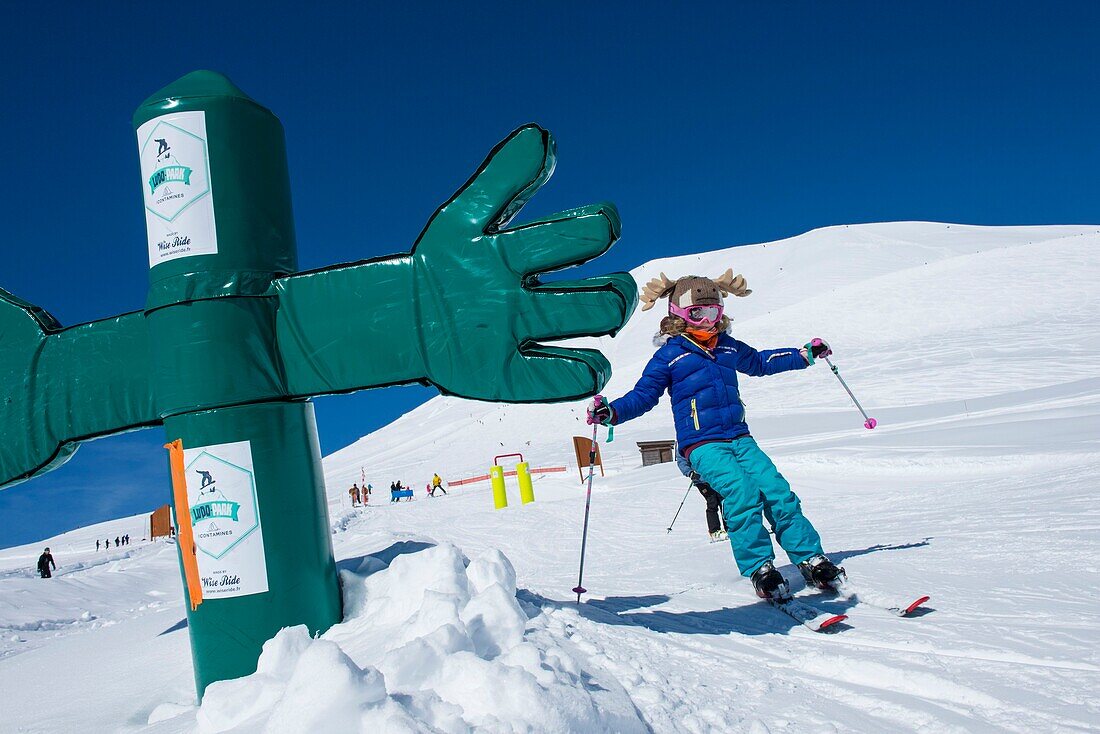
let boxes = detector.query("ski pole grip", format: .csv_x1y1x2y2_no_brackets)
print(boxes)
586,394,607,426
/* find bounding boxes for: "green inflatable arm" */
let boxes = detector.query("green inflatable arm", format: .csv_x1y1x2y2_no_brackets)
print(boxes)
0,293,157,487
0,124,636,488
275,124,636,402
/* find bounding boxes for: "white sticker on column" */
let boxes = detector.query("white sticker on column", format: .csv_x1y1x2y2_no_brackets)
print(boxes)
137,110,218,267
183,440,268,599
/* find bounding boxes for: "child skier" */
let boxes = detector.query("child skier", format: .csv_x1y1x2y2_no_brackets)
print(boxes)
588,269,843,601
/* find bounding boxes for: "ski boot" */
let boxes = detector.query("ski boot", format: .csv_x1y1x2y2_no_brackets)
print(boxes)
798,555,846,591
709,529,728,543
750,561,791,600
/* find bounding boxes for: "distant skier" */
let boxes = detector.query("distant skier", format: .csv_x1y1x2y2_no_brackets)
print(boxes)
589,270,845,601
675,452,727,542
105,537,110,549
349,483,361,506
364,483,372,504
37,548,56,578
115,536,120,547
431,473,447,496
96,539,101,552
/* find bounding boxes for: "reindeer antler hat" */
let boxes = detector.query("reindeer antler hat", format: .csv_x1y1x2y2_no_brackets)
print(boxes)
640,268,752,312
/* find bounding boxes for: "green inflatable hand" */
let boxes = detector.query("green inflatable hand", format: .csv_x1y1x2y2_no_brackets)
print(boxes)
0,121,635,488
274,124,637,402
2,71,637,699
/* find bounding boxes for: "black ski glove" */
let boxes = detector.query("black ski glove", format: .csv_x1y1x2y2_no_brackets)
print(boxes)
801,338,832,365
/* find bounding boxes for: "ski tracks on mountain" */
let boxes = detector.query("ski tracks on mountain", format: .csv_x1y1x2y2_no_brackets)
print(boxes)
531,586,1098,733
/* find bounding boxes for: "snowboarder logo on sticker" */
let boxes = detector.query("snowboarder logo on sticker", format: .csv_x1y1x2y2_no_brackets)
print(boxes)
185,450,260,560
137,110,219,267
189,469,242,524
140,120,208,221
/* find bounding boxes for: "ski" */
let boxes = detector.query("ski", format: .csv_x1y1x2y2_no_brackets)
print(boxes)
828,577,928,617
767,596,847,631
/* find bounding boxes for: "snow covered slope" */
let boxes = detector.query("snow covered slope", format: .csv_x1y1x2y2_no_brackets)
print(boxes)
323,221,1100,486
2,222,1098,732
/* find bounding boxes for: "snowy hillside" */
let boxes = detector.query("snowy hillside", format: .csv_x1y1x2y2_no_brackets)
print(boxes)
2,222,1099,732
323,221,1100,486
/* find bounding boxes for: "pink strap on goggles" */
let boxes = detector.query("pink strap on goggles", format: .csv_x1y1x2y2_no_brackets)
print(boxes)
669,303,723,326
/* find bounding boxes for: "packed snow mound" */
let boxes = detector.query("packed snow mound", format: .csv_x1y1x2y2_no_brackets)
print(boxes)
154,544,644,734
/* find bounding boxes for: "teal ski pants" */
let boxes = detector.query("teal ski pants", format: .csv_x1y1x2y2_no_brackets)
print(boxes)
690,437,824,577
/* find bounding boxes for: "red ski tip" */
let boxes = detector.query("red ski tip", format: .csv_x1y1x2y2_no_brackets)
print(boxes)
904,596,930,615
819,614,847,630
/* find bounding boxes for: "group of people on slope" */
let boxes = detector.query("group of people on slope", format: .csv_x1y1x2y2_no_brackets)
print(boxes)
36,530,141,577
347,473,447,505
96,534,131,552
348,482,371,506
388,474,447,502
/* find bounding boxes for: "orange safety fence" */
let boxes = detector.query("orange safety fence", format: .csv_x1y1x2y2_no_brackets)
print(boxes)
165,439,203,611
448,466,566,487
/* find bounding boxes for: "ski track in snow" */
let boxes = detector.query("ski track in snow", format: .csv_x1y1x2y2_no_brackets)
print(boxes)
1,222,1099,732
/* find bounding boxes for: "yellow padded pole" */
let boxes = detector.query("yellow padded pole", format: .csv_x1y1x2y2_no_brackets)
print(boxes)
490,465,508,509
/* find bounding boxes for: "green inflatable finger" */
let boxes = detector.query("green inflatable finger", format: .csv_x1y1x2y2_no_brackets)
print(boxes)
497,202,622,277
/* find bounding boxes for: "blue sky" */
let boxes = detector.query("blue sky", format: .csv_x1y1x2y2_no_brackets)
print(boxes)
1,2,1097,548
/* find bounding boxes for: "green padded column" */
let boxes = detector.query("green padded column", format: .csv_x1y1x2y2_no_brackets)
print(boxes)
163,403,339,694
134,71,340,698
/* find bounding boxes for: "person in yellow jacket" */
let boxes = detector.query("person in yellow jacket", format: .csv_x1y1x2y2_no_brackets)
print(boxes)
431,473,447,496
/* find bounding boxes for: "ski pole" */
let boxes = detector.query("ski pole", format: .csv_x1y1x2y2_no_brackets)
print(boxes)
666,482,694,533
822,355,877,429
573,397,606,603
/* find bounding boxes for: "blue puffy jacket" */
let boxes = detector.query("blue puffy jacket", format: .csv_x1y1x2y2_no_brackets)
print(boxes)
609,333,807,455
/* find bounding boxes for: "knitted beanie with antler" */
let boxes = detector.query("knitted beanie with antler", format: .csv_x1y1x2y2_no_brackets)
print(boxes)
640,269,752,338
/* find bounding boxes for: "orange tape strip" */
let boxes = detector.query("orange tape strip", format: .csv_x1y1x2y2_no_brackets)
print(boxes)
165,439,203,611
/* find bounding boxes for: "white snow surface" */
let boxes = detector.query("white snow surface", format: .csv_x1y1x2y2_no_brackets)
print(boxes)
2,222,1099,732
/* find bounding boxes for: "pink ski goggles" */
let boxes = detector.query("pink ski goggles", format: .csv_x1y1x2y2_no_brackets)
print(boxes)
669,303,724,326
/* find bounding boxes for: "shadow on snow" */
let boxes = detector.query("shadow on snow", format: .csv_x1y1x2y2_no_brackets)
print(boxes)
159,539,928,638
520,539,931,637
